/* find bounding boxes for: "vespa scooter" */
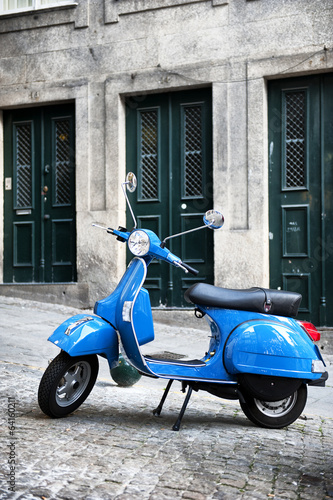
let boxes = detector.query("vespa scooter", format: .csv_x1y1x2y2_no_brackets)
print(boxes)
38,173,328,430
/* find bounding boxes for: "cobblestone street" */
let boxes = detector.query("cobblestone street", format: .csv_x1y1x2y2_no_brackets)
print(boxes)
0,298,332,499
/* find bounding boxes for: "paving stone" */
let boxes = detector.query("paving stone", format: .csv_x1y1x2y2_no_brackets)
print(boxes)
0,298,333,499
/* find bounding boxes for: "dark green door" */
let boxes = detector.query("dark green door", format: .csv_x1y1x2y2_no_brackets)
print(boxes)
126,89,213,307
4,104,76,283
268,75,333,326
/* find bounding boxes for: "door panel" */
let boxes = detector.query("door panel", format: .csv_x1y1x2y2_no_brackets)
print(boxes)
4,104,76,283
126,89,213,307
269,75,333,326
13,222,34,268
44,110,76,282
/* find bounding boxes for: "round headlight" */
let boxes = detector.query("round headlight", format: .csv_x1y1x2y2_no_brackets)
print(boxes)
128,230,150,256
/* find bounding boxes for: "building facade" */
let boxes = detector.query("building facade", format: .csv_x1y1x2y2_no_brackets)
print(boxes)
0,0,333,324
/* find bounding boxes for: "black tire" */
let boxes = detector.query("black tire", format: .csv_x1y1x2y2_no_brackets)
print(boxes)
38,352,99,418
239,383,307,429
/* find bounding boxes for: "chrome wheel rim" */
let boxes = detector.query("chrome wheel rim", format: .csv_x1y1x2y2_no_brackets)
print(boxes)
56,361,91,407
254,392,297,417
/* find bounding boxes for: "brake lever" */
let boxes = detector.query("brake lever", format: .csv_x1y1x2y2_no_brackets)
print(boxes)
173,261,199,276
173,261,189,274
181,262,199,276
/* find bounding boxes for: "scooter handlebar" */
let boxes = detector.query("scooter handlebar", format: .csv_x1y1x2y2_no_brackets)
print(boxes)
94,224,199,275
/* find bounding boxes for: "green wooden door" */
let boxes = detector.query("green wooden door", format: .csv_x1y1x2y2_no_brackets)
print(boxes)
268,75,333,326
4,104,76,283
126,89,213,307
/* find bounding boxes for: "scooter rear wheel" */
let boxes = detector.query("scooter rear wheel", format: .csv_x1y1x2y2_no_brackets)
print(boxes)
239,383,307,429
38,352,99,418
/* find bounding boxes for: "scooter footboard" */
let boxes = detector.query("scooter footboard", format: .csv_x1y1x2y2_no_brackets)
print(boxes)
223,318,326,381
48,314,119,369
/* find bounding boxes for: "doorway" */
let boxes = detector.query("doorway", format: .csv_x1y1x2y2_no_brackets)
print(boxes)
3,104,76,283
126,89,213,307
268,74,333,325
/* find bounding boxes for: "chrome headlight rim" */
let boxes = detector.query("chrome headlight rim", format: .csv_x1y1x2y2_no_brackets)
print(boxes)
128,230,150,256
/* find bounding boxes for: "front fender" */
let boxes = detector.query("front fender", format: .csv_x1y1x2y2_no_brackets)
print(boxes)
48,314,119,369
223,318,324,381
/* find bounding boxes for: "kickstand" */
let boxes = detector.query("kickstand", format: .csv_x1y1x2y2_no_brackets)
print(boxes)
172,384,193,432
153,379,173,416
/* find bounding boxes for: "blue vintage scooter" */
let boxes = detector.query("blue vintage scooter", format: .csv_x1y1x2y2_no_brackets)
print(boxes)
38,173,328,430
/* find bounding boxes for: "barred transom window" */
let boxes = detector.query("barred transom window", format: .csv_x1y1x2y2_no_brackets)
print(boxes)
15,123,32,208
55,119,71,205
284,91,306,188
139,109,159,200
0,0,74,15
183,105,203,197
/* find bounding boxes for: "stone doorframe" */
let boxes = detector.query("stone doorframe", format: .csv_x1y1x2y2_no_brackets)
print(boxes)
0,82,90,304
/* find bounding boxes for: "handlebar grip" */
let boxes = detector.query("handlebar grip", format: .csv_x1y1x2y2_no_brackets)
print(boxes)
181,262,199,276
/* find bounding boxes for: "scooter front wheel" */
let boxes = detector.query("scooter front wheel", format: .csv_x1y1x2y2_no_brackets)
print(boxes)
239,383,307,429
38,352,99,418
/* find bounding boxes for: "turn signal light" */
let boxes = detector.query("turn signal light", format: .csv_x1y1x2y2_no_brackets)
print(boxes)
298,321,321,342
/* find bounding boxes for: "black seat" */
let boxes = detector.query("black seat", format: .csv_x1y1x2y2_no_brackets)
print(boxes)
184,283,302,318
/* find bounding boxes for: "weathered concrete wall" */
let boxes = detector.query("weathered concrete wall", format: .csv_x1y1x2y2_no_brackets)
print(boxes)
0,0,333,305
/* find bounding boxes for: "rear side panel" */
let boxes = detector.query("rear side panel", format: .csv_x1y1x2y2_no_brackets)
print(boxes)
223,318,325,381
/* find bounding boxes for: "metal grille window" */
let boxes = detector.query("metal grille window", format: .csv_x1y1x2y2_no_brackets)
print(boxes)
284,91,306,188
55,119,71,205
139,110,159,200
15,123,32,208
183,105,203,197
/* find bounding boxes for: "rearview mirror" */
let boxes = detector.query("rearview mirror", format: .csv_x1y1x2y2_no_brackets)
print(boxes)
126,172,137,193
203,210,224,230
